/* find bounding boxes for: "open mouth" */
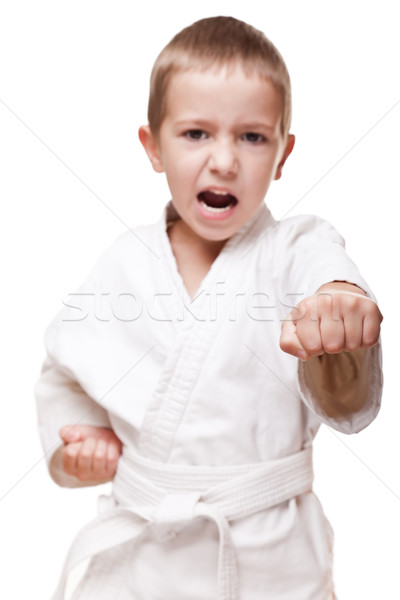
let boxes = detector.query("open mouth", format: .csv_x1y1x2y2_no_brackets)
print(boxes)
197,190,238,213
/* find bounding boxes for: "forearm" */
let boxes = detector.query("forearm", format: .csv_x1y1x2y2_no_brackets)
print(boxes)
301,349,370,418
307,280,380,417
281,279,383,429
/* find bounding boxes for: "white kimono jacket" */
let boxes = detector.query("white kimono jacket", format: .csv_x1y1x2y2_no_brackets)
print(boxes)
36,202,383,600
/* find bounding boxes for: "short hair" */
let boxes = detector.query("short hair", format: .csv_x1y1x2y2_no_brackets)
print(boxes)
147,16,292,141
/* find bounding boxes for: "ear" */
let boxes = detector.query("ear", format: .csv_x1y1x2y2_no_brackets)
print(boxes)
274,134,295,181
138,125,164,173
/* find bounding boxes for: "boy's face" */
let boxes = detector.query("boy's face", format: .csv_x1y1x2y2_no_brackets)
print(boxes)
140,65,294,243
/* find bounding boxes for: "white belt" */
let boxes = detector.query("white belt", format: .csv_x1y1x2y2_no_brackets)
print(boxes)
52,446,313,600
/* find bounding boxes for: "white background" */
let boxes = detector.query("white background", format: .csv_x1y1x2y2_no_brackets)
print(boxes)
0,1,399,598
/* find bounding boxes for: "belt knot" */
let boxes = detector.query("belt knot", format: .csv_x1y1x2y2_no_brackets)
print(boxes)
152,491,202,542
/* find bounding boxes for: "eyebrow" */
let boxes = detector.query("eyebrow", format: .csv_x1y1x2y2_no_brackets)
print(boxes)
240,122,277,132
175,119,214,129
175,119,277,132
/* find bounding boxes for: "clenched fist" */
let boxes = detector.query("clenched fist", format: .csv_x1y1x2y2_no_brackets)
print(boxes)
280,282,383,361
60,425,122,483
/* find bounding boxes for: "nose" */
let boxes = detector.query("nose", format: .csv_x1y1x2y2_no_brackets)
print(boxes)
208,139,238,177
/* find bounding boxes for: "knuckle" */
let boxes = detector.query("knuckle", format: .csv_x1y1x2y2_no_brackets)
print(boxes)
363,322,381,347
346,341,360,352
80,449,92,460
302,297,315,312
324,343,341,354
303,340,321,354
373,306,384,323
65,446,76,458
107,447,117,461
363,334,379,348
316,291,330,303
108,456,118,468
366,301,381,317
316,293,333,309
344,294,359,310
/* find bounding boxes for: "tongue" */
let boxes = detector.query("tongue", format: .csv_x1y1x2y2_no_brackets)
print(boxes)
199,191,236,208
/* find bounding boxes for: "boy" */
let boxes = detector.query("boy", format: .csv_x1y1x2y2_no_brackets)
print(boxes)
36,16,383,600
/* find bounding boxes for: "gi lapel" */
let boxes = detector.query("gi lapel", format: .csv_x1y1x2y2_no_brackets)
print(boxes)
138,202,275,461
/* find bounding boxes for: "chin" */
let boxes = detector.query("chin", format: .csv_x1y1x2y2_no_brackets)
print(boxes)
197,224,237,243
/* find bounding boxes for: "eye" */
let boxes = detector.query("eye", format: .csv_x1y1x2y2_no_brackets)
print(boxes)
242,132,267,144
183,129,208,141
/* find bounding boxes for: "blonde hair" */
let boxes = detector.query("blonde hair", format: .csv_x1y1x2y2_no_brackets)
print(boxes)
147,16,292,140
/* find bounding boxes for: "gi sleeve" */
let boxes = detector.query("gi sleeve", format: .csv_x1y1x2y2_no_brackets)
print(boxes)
35,356,112,487
276,214,383,434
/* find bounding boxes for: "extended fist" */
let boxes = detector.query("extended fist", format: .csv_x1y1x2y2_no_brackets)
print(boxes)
280,288,382,361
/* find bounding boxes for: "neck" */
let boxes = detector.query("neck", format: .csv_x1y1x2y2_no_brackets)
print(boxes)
169,218,227,261
167,219,227,299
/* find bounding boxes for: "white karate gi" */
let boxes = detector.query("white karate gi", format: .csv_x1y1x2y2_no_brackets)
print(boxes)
36,201,383,600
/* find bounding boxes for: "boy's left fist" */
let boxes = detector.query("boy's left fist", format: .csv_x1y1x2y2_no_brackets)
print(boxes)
280,287,383,361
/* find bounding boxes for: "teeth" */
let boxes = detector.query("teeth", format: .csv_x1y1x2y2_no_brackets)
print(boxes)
200,200,232,213
210,190,229,195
